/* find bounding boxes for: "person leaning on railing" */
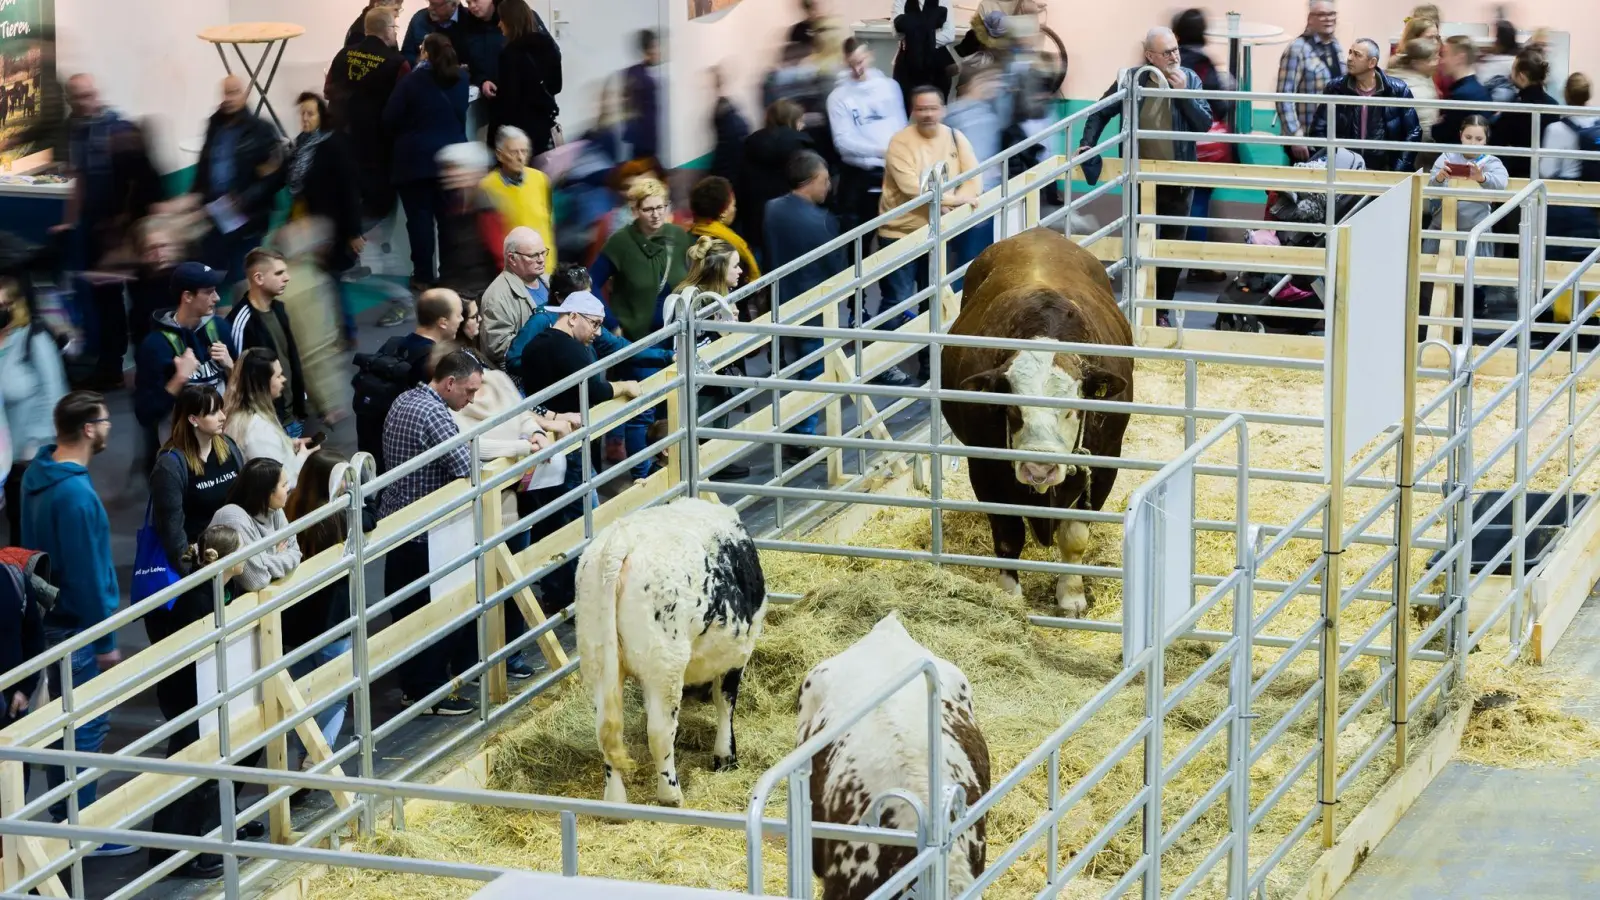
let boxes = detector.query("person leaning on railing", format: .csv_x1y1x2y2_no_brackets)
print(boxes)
1540,73,1600,265
379,348,488,717
1308,38,1420,173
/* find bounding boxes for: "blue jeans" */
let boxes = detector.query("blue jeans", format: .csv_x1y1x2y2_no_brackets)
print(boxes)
623,358,668,480
878,252,931,328
950,219,994,292
42,628,110,820
780,335,826,435
288,637,351,754
1189,188,1214,243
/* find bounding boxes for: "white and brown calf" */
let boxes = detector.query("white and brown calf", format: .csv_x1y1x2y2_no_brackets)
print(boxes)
797,614,991,900
576,497,767,806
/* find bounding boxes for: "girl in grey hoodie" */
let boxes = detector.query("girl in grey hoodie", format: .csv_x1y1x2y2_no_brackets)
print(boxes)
208,457,301,593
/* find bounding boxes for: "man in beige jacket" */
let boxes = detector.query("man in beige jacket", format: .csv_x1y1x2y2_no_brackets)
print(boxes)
875,85,978,381
479,226,550,368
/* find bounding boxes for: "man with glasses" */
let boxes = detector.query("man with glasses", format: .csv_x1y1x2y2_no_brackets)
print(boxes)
1078,27,1212,326
517,292,641,611
1278,0,1345,163
480,126,556,272
481,226,551,367
19,392,135,856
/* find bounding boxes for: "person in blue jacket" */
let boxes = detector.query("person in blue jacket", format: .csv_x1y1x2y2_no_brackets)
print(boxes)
386,33,470,289
401,0,473,69
504,261,672,376
21,391,128,848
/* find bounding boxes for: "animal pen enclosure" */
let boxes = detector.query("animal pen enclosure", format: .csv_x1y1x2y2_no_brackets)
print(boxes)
6,77,1600,900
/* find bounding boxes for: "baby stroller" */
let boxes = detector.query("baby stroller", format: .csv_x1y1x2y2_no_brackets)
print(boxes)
1214,150,1370,335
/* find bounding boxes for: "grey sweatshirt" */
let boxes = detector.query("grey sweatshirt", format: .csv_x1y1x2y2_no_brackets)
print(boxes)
207,504,302,592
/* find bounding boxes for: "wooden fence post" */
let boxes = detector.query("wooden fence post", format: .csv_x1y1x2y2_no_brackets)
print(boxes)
256,593,293,845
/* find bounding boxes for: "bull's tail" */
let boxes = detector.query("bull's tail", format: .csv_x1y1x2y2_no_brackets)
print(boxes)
576,531,632,770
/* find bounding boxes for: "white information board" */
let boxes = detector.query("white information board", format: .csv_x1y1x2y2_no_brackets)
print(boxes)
1122,458,1196,662
196,629,261,738
1325,180,1413,469
429,508,477,601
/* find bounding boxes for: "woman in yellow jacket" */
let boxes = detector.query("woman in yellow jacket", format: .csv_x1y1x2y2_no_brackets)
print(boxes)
479,125,556,268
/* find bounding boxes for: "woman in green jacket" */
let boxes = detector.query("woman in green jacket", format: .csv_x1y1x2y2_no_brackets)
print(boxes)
588,175,688,478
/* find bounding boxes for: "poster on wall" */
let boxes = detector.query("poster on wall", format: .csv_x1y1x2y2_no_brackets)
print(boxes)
0,0,55,172
689,0,741,20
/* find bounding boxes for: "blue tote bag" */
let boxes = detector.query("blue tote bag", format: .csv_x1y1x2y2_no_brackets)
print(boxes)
131,497,182,610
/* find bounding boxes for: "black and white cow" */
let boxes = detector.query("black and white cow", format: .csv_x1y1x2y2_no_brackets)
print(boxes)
797,614,991,900
576,497,767,806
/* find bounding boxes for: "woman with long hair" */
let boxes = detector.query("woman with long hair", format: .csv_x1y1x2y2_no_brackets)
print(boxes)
209,457,301,592
673,236,749,479
283,450,356,759
1390,37,1442,138
152,385,243,578
288,92,364,279
490,0,563,153
225,348,309,489
453,296,491,360
385,32,470,290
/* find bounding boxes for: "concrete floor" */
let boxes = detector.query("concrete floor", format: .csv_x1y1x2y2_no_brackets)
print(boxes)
1335,591,1600,900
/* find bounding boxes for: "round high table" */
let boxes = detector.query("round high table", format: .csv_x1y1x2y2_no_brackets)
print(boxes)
1203,20,1286,133
197,22,306,136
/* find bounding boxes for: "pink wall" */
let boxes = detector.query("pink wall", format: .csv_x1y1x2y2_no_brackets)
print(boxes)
1056,0,1600,100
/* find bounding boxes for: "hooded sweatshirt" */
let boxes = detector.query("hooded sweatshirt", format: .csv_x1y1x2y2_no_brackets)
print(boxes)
21,446,119,654
133,310,237,428
826,68,907,170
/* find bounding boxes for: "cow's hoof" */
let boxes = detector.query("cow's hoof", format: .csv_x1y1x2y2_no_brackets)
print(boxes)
712,754,738,772
998,572,1022,596
657,785,684,807
1056,583,1088,617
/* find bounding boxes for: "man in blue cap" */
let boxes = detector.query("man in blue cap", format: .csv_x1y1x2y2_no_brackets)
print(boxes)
132,262,238,461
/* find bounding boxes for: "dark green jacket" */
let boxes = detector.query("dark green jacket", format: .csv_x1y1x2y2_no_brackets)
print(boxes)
592,222,690,341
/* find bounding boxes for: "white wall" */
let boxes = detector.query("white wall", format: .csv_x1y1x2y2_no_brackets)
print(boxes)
55,0,233,174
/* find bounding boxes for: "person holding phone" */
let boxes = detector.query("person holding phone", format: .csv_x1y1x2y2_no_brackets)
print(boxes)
1430,115,1508,243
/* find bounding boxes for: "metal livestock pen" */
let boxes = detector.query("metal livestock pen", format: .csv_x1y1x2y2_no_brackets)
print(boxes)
4,75,1600,900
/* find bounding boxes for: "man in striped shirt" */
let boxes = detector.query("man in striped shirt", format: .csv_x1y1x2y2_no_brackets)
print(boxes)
380,348,485,716
1277,0,1345,162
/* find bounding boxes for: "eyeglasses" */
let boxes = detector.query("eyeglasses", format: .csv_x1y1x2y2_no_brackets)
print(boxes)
87,417,111,425
510,249,550,260
638,204,669,215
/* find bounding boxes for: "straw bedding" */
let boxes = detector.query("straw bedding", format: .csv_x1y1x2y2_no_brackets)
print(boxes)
308,360,1600,900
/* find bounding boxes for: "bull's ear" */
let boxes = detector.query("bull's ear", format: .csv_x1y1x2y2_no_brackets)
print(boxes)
958,367,1010,394
1082,368,1128,400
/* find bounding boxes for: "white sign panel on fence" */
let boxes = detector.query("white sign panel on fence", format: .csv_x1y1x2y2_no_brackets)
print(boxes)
1122,457,1196,662
429,508,477,601
196,629,260,737
1325,180,1412,468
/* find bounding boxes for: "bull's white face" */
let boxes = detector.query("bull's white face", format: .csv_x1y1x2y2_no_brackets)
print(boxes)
1004,347,1087,492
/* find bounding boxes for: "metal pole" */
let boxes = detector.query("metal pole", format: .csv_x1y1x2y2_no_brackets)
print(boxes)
471,438,489,719
1122,73,1141,324
1141,512,1165,900
1228,424,1254,897
680,296,702,500
213,570,240,891
1508,200,1533,650
347,456,377,834
785,767,812,899
928,168,947,563
1319,226,1352,849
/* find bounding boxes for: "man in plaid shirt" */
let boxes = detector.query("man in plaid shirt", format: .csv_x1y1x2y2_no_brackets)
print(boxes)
1277,0,1345,161
381,347,486,716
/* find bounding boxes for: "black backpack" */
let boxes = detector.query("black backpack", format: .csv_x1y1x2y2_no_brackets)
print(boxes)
1565,117,1600,184
350,337,432,471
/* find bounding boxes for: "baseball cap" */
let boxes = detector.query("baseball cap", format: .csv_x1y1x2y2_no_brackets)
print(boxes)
171,261,227,294
545,291,607,320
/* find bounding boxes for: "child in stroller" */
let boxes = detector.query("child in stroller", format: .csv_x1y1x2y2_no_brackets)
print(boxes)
1215,148,1368,335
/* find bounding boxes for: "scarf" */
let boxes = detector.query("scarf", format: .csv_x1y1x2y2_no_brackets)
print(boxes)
288,129,332,197
689,219,762,281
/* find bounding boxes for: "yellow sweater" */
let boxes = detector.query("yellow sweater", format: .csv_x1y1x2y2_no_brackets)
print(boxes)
878,124,979,240
479,167,557,267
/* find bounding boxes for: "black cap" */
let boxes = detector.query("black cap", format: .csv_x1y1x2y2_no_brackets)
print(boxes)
170,261,227,294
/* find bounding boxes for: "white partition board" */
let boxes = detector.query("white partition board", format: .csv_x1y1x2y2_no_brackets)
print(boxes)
1122,458,1196,662
1325,180,1413,469
196,629,260,738
429,508,477,601
471,872,756,900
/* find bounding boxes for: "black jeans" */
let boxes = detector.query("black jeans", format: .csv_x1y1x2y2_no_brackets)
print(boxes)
383,536,474,700
396,180,443,284
4,457,24,545
1154,185,1194,316
834,163,885,251
515,453,584,614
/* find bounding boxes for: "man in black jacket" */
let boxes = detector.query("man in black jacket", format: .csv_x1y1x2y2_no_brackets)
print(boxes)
1309,39,1421,173
328,6,412,222
190,76,284,291
228,248,309,432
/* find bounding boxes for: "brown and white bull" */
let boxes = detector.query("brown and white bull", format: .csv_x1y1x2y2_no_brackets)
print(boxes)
940,228,1133,614
798,613,991,900
576,497,767,806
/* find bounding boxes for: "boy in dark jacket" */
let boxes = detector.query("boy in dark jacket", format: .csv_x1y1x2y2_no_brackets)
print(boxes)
133,263,237,430
228,249,309,428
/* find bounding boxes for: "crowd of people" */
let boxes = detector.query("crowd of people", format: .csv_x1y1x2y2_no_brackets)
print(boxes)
1,0,1596,881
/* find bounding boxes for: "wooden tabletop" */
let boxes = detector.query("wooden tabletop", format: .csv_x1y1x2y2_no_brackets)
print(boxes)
197,22,306,44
